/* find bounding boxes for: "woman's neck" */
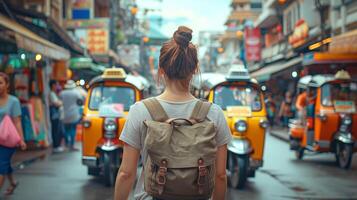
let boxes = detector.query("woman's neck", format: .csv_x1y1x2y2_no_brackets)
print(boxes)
0,92,8,99
0,93,8,106
158,82,195,102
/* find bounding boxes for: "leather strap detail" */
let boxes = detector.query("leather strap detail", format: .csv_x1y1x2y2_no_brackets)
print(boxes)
156,159,168,195
197,158,207,194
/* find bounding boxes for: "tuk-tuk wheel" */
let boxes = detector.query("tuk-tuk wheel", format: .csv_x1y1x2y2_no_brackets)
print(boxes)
103,152,118,187
228,153,249,189
88,167,100,176
336,143,353,169
295,148,304,160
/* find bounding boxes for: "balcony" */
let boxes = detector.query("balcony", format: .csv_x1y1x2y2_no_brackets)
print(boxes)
254,8,278,28
226,10,259,24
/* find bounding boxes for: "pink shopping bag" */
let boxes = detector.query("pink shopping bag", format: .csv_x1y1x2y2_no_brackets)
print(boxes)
0,115,21,148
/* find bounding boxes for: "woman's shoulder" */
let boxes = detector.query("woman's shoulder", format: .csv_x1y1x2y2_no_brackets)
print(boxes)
8,95,20,104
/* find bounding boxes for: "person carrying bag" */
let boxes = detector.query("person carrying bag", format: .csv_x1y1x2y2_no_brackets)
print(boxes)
0,72,26,195
0,115,21,148
114,26,232,200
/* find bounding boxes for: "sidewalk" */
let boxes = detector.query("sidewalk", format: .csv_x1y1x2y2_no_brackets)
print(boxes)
11,147,51,171
269,126,289,142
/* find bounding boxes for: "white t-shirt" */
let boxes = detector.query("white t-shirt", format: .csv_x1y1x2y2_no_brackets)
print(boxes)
120,97,232,200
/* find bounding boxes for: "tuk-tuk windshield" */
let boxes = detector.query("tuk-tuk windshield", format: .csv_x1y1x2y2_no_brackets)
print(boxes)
89,86,135,111
214,85,262,111
322,82,357,107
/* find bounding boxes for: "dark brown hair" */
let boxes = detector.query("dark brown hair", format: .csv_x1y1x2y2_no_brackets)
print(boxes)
0,72,9,84
159,26,198,85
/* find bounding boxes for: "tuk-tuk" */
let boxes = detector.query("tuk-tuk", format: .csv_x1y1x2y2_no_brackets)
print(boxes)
289,71,357,169
200,67,268,189
81,68,149,186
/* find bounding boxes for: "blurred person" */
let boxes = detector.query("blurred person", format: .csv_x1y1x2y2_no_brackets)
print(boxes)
296,84,317,122
279,91,294,128
265,93,276,127
114,26,231,200
0,72,26,195
49,80,64,153
60,80,84,151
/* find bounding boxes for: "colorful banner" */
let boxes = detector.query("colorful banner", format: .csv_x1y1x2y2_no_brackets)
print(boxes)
244,27,261,62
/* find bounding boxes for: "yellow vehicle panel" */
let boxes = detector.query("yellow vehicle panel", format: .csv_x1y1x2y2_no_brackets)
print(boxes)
82,80,142,157
207,82,267,162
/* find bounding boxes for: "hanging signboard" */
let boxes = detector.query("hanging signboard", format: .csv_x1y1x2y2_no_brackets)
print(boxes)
66,18,109,55
244,27,261,62
288,19,309,48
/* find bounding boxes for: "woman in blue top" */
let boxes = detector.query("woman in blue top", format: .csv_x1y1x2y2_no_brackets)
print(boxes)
0,72,26,195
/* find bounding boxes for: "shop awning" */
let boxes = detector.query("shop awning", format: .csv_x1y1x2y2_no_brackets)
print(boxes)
0,14,70,60
329,29,357,54
251,56,302,81
303,52,357,66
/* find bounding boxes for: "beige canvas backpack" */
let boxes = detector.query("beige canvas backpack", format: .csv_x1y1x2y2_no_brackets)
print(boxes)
142,98,217,200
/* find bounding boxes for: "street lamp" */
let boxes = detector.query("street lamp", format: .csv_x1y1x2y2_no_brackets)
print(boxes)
236,30,244,40
142,36,150,43
131,6,138,15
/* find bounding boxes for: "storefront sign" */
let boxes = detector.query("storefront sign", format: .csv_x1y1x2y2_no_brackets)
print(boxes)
67,18,109,55
288,19,309,48
244,27,261,62
65,18,109,29
87,29,109,55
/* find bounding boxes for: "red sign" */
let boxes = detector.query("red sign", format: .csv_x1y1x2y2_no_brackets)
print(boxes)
288,19,309,48
244,27,261,62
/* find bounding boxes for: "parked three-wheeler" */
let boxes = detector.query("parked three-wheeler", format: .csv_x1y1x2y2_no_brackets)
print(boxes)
289,71,357,169
81,68,149,186
200,67,268,189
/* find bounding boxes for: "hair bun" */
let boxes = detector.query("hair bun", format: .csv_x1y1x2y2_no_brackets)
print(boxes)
173,26,193,48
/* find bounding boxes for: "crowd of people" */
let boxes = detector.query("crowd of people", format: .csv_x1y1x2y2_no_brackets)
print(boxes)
49,80,86,153
0,70,86,195
265,86,318,129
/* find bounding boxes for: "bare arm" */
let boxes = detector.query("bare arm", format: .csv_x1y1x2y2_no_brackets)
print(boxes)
212,144,228,200
13,116,26,150
114,143,140,200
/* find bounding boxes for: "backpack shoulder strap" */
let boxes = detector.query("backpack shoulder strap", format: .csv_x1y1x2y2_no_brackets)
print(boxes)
142,98,169,122
190,100,212,122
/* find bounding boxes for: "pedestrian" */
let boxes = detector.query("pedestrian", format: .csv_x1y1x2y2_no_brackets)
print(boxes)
49,80,64,153
0,72,26,195
296,82,317,124
278,91,294,128
114,26,232,200
265,92,276,127
60,80,84,151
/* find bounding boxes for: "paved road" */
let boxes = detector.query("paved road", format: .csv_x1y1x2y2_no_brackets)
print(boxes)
2,133,357,200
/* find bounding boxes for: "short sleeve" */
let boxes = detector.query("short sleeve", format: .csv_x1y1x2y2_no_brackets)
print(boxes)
10,97,22,117
119,103,143,150
209,104,232,147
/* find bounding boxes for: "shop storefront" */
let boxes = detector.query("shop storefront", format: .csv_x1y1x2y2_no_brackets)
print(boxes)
0,14,70,149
